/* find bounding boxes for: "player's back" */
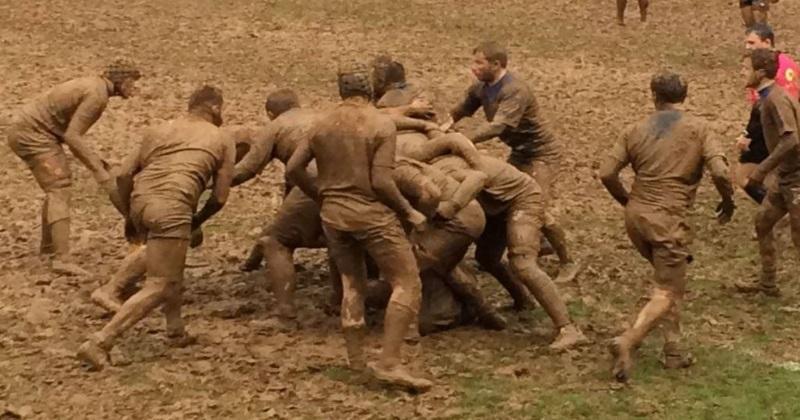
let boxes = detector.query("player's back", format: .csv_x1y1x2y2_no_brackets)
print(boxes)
626,111,711,212
311,102,397,230
133,116,227,209
272,108,321,164
21,76,109,137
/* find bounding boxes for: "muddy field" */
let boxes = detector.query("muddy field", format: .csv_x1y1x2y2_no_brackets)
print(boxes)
2,0,800,418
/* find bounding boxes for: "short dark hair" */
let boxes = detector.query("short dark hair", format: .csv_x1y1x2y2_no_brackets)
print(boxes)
751,48,779,79
746,23,775,47
473,41,508,68
265,88,300,116
650,72,688,104
383,61,406,87
188,85,223,111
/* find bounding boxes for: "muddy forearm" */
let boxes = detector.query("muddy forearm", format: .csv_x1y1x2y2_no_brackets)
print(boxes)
708,156,734,203
752,132,799,182
411,134,481,167
373,166,418,219
63,133,108,180
447,170,487,210
463,122,506,144
599,158,629,206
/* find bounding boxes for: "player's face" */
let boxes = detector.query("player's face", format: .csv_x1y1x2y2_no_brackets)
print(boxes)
744,59,764,89
471,52,498,82
745,33,772,50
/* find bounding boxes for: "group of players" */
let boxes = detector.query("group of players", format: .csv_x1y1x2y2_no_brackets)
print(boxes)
6,24,800,391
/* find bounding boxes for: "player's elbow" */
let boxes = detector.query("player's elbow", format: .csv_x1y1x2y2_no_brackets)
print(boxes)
372,176,394,198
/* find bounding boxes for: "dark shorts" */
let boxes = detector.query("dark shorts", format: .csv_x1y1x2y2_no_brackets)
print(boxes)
266,187,324,249
740,0,768,8
766,182,800,211
8,125,72,191
130,198,193,241
624,203,691,292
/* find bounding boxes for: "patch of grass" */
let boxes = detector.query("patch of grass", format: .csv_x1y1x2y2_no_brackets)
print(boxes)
456,345,800,419
322,365,358,383
457,374,517,419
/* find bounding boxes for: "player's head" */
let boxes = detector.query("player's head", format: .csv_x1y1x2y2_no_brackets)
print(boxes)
371,54,406,100
104,59,141,99
188,85,224,126
650,71,688,105
745,23,775,50
337,62,373,101
747,48,779,88
265,88,300,120
472,41,507,82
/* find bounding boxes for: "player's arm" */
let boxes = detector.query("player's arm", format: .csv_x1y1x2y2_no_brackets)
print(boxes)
450,84,482,123
193,136,236,229
371,125,426,226
388,114,441,135
751,101,799,184
408,133,481,168
701,127,735,223
393,163,442,217
753,131,799,181
62,92,111,183
462,122,507,144
111,141,143,218
232,125,277,187
599,134,631,206
463,87,527,144
285,138,319,201
437,166,487,219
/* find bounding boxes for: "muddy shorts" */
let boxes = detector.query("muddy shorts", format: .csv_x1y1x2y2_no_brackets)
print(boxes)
740,0,768,8
267,187,324,249
8,123,71,191
624,203,691,291
130,198,193,241
324,219,421,311
515,158,560,226
766,182,800,211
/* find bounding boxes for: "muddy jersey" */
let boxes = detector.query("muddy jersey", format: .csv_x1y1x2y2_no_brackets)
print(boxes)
15,76,112,154
310,102,398,231
433,155,539,216
759,85,800,185
234,108,321,177
609,110,725,215
394,158,485,239
130,116,234,215
452,71,560,165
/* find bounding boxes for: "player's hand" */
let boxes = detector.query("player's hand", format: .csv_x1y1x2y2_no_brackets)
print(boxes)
407,209,427,231
439,116,455,133
715,199,735,225
190,228,204,248
435,200,458,220
735,135,751,152
423,121,444,137
744,176,767,204
408,98,434,116
124,217,138,243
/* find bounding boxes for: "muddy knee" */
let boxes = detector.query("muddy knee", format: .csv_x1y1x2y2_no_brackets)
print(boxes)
388,274,422,314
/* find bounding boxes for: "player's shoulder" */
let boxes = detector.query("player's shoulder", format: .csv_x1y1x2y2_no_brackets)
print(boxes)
502,72,532,93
